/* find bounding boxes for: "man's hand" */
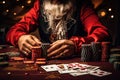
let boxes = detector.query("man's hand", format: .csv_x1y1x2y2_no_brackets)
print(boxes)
47,39,75,59
18,35,41,56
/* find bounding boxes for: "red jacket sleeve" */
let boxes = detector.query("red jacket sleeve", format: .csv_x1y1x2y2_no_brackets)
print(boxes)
6,0,40,46
70,3,110,54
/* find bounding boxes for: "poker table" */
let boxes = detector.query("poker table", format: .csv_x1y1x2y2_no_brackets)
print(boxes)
0,46,120,80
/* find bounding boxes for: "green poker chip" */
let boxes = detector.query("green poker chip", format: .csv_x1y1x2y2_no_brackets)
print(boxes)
114,62,120,70
110,54,120,60
0,61,9,67
109,58,120,64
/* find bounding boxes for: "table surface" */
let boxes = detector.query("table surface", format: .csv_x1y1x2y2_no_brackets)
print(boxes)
0,46,120,80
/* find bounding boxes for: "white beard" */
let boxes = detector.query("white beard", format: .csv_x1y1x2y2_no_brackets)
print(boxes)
42,0,75,42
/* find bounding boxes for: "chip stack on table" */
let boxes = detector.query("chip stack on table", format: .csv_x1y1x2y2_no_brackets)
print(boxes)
114,62,120,70
101,42,111,62
91,42,102,61
23,60,34,64
109,53,120,70
35,58,47,65
0,54,9,67
81,44,92,62
41,43,50,59
109,54,120,63
32,46,42,61
11,57,24,62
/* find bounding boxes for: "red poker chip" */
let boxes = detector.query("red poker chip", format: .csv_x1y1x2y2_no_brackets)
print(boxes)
11,57,24,61
35,61,46,65
36,58,46,61
23,60,34,64
32,46,42,61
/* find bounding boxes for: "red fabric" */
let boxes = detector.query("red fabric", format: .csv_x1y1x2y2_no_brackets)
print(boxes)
6,0,110,53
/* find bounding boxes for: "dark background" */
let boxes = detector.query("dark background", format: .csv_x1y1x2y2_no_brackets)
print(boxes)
0,0,120,47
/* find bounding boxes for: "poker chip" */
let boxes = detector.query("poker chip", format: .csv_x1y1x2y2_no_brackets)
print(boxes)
36,58,47,65
109,58,120,64
32,46,42,61
101,42,111,61
109,54,120,64
11,57,24,61
110,54,120,60
91,42,101,61
0,54,9,61
36,58,46,61
35,61,46,65
81,44,92,62
41,43,50,58
0,62,9,67
114,62,120,70
0,57,4,61
23,60,34,64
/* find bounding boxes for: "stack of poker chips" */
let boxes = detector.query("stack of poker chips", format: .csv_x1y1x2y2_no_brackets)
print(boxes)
81,44,92,62
101,42,111,62
32,46,42,61
35,58,47,65
41,43,50,59
0,54,9,67
91,42,102,61
109,53,120,70
81,42,111,62
114,62,120,71
31,43,50,62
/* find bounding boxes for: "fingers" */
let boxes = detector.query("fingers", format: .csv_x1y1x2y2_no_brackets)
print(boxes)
47,40,65,53
23,43,32,54
47,43,71,58
18,35,41,56
47,40,75,59
27,35,41,46
47,44,67,57
31,36,41,45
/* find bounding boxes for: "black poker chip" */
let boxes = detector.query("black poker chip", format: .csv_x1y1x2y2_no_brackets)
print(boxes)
41,43,50,58
0,54,9,61
0,62,9,67
114,62,120,70
0,57,4,61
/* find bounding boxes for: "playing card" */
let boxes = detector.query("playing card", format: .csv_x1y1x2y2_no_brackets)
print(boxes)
89,69,112,77
57,64,68,70
41,64,58,72
69,72,88,76
58,68,77,74
57,64,77,74
68,63,99,71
